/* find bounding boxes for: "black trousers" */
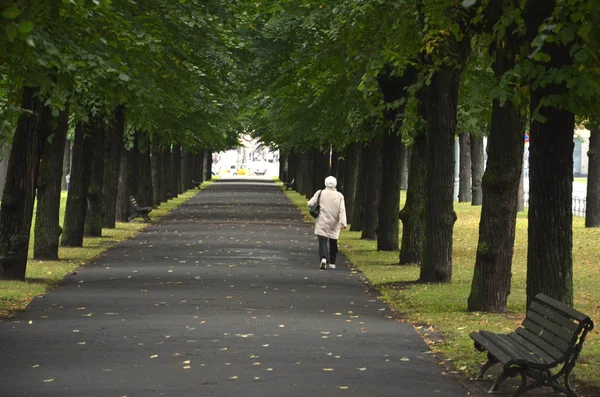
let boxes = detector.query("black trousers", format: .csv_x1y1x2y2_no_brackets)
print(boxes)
318,235,338,265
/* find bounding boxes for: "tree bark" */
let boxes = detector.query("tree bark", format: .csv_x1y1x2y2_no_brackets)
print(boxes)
181,149,189,191
470,134,484,205
362,136,382,240
400,132,427,265
61,121,92,247
34,104,69,259
458,132,472,202
84,115,106,237
467,27,525,312
350,143,368,232
139,147,153,207
116,146,133,222
102,106,125,228
61,140,71,191
151,145,162,206
0,149,8,197
376,66,416,251
173,144,182,195
204,149,212,181
161,147,170,201
342,142,360,226
420,36,471,283
526,0,575,307
585,124,600,226
400,146,409,191
0,88,49,279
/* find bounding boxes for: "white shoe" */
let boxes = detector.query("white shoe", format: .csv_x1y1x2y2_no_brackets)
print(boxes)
328,264,336,270
320,258,327,270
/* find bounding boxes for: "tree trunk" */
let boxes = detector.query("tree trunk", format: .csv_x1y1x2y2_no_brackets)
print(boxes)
585,124,600,226
61,121,92,247
204,149,212,181
376,66,416,251
401,146,409,191
400,132,427,265
526,0,575,307
173,144,182,195
84,116,106,237
458,132,472,202
467,29,525,312
181,149,189,191
0,149,8,198
116,146,133,222
351,143,368,232
362,136,382,240
314,148,329,192
470,134,484,205
151,146,162,206
343,142,360,226
0,88,48,279
199,151,206,182
61,140,71,191
420,37,471,283
161,147,170,201
139,148,152,207
34,104,69,259
102,106,125,228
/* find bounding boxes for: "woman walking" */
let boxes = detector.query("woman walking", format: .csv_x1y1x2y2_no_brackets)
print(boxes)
307,176,347,270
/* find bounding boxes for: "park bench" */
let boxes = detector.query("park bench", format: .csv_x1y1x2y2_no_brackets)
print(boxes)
470,293,594,397
128,196,152,222
284,178,295,190
191,180,202,189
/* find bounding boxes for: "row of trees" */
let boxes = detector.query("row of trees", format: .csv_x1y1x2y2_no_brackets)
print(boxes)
240,0,600,312
0,1,244,280
2,0,599,314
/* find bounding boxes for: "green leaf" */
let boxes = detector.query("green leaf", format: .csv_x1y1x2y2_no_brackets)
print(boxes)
2,7,22,20
18,20,35,33
5,24,18,41
461,0,477,8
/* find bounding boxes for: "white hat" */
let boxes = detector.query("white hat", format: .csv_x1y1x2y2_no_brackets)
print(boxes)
324,176,337,188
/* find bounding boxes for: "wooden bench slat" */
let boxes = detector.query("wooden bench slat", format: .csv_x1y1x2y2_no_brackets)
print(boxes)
526,310,575,344
470,331,515,365
521,318,572,354
515,326,567,362
529,301,580,334
506,332,557,365
481,331,547,366
535,293,590,323
494,334,548,365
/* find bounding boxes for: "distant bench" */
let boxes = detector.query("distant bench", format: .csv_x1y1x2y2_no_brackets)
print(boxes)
191,180,202,189
284,178,294,190
470,293,594,397
128,196,152,222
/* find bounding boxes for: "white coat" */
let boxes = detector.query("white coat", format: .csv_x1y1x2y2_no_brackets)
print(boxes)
307,187,347,239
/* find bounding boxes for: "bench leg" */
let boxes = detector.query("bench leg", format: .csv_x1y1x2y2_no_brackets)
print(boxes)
143,214,151,222
474,354,498,380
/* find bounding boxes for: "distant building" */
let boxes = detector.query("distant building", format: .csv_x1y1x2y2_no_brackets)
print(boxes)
574,129,590,177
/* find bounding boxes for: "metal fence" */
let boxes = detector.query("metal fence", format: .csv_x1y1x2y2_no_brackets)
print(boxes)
523,194,587,218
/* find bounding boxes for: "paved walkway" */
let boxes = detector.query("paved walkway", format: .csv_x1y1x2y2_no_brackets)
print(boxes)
0,179,473,397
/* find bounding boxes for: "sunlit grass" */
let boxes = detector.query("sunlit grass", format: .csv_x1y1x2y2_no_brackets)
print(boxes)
0,182,214,318
282,182,599,392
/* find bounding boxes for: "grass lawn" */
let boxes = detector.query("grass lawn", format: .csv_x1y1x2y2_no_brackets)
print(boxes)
282,183,600,394
0,182,214,318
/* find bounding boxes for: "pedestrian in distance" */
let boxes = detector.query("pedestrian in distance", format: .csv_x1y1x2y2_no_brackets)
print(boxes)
307,176,347,270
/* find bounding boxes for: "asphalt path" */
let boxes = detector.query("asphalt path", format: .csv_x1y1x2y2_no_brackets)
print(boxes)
0,179,472,397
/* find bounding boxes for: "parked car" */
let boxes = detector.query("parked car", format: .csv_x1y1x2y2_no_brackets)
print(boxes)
218,164,250,176
252,162,268,176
